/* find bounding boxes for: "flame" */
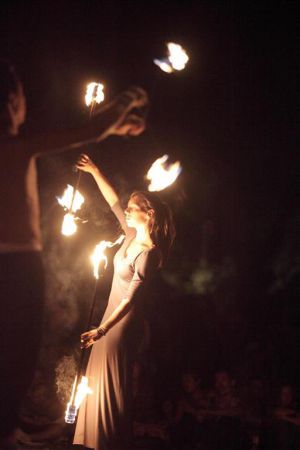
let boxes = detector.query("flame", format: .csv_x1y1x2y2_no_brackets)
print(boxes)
146,154,182,192
154,42,189,73
153,59,173,73
74,376,92,409
91,235,125,279
85,82,105,107
65,375,92,422
167,42,189,71
57,184,84,213
61,213,77,236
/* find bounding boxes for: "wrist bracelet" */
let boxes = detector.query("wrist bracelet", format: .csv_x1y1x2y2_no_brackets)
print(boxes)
96,326,106,338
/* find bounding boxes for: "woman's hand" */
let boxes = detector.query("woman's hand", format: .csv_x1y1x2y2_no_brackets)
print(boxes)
80,327,104,349
76,154,97,174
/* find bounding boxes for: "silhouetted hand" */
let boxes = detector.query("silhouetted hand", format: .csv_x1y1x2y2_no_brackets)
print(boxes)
113,113,145,136
106,87,148,136
116,86,148,111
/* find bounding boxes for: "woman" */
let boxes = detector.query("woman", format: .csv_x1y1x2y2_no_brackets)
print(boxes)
73,154,175,450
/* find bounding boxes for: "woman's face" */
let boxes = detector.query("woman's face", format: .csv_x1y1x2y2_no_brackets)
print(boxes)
125,197,150,229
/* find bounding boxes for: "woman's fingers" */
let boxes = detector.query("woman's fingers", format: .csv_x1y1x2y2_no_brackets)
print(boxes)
81,331,92,341
80,328,99,349
76,154,95,172
77,155,89,165
79,154,90,163
81,339,93,349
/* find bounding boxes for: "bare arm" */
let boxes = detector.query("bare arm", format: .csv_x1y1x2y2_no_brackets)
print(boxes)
76,154,118,207
23,87,147,157
81,249,159,348
76,154,135,235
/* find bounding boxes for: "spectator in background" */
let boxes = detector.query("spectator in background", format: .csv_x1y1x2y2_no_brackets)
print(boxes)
208,370,240,415
173,370,209,450
268,384,300,450
274,385,298,419
133,360,169,450
240,377,269,449
205,370,242,450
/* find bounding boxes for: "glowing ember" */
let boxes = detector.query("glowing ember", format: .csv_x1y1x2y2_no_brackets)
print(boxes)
146,154,182,192
85,82,105,107
57,184,84,213
91,235,125,279
154,42,189,73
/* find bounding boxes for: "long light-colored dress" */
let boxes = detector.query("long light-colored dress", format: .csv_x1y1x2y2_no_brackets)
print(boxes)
73,202,160,450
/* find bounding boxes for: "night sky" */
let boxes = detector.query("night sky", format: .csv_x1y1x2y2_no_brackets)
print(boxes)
1,1,299,382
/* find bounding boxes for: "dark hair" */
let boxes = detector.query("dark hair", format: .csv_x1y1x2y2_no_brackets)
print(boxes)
0,59,20,112
130,191,175,266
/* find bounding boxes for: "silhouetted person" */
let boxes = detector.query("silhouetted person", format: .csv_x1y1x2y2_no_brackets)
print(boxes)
0,59,147,450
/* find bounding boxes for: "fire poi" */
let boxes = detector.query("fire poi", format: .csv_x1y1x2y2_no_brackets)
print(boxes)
65,235,125,424
146,154,182,191
85,82,105,114
57,184,85,236
58,82,105,236
154,42,189,73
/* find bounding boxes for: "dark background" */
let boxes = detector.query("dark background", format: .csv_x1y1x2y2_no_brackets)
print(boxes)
0,0,299,415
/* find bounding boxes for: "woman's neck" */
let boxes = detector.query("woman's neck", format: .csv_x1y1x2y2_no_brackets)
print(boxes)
135,226,153,247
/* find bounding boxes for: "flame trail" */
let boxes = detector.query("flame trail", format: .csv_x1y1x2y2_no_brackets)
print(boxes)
146,154,182,192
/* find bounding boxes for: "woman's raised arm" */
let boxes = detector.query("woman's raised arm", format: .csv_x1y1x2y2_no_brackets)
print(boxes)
76,154,118,207
25,87,147,157
76,154,134,236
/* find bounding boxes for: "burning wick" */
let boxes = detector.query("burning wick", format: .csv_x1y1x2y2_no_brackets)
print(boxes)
154,42,189,73
146,154,182,192
65,376,92,424
85,82,105,113
57,185,85,236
